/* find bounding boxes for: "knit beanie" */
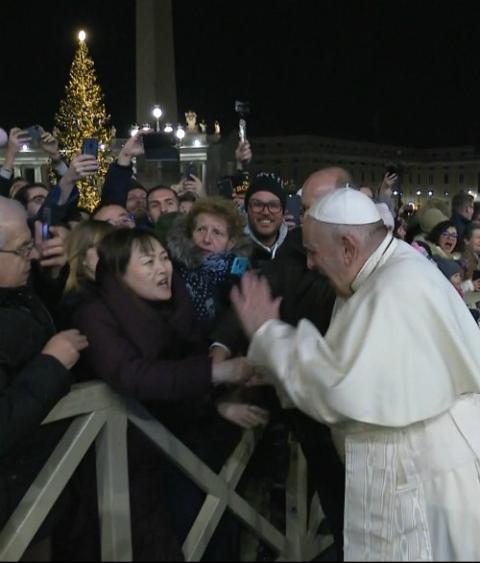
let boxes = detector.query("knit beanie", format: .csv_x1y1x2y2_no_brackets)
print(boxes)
244,172,287,212
433,256,462,280
418,208,449,235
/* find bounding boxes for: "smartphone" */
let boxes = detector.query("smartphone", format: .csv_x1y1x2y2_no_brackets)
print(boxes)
82,138,99,159
285,194,303,226
25,125,43,148
230,257,249,276
217,178,234,200
185,163,195,181
41,207,51,241
142,132,179,162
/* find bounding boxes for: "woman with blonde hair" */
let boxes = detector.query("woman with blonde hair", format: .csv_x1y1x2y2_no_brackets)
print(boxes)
59,220,114,329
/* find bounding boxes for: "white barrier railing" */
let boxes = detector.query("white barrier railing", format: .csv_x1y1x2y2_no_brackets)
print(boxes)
0,382,333,562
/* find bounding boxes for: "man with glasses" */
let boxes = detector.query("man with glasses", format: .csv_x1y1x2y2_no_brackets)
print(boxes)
14,183,50,219
243,173,289,268
0,197,95,558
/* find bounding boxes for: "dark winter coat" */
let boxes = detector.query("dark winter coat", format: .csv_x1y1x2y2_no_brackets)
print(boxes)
0,286,72,528
211,226,336,355
73,269,240,560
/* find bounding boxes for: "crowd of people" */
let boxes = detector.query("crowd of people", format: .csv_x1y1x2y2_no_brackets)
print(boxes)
1,124,480,562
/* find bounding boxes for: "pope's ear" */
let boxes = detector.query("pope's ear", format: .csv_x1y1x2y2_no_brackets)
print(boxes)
341,234,358,266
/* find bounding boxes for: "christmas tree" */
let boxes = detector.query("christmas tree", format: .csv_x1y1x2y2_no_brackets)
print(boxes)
54,31,114,210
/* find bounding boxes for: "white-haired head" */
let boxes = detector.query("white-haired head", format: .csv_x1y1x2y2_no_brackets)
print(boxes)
0,197,28,249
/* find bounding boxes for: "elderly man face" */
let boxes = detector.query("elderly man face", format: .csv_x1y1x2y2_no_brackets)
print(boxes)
0,200,36,288
303,217,356,298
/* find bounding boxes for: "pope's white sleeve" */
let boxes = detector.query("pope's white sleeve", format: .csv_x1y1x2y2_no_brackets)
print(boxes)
248,319,344,424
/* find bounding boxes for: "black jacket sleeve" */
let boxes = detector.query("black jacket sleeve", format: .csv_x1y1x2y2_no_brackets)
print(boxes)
0,175,12,198
100,162,133,207
0,354,72,457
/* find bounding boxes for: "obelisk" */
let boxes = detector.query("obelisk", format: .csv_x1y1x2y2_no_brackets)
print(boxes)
136,0,178,125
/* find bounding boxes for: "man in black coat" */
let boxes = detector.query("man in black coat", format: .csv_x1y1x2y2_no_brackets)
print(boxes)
0,197,90,556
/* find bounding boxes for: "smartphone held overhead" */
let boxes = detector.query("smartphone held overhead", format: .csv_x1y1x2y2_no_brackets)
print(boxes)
82,138,99,159
23,125,43,148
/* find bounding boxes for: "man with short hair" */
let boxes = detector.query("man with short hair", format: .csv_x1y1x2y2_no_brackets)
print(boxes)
126,184,148,220
147,186,180,223
232,188,480,562
451,192,474,237
14,183,50,218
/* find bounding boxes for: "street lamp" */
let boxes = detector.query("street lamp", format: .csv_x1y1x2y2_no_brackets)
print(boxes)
164,123,174,134
130,124,140,137
152,105,163,132
176,126,186,143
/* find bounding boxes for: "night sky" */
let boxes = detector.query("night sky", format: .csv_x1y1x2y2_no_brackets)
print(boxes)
2,0,480,147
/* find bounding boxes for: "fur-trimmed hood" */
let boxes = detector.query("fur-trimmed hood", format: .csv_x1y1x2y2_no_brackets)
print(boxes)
167,214,253,269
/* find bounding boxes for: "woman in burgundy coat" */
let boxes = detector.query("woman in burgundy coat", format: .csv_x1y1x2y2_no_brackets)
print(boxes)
73,227,253,561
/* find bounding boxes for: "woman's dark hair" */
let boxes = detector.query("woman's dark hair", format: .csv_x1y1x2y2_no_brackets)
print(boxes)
426,220,457,245
97,227,166,279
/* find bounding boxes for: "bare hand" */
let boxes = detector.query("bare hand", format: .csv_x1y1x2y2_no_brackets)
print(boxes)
181,173,203,196
117,129,153,166
217,402,270,429
6,128,31,158
231,272,282,339
284,212,297,231
42,330,89,370
380,172,399,197
40,131,61,160
209,345,232,363
235,141,252,165
34,223,69,271
67,154,99,181
211,357,255,386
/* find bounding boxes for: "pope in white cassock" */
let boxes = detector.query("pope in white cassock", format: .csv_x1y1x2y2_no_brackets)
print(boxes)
231,188,480,562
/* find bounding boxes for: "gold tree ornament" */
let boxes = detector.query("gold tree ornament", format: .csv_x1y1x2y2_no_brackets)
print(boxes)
54,31,114,210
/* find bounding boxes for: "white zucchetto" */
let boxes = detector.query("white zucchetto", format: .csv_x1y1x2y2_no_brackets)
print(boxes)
308,187,382,225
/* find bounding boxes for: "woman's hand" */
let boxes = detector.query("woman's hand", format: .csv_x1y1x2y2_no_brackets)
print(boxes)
211,357,254,386
217,402,270,429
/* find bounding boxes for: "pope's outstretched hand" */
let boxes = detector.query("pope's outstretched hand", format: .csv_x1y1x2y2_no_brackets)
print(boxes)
231,272,282,340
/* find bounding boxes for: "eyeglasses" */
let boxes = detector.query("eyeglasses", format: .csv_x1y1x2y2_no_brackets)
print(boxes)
0,241,35,259
248,199,283,214
441,231,459,239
